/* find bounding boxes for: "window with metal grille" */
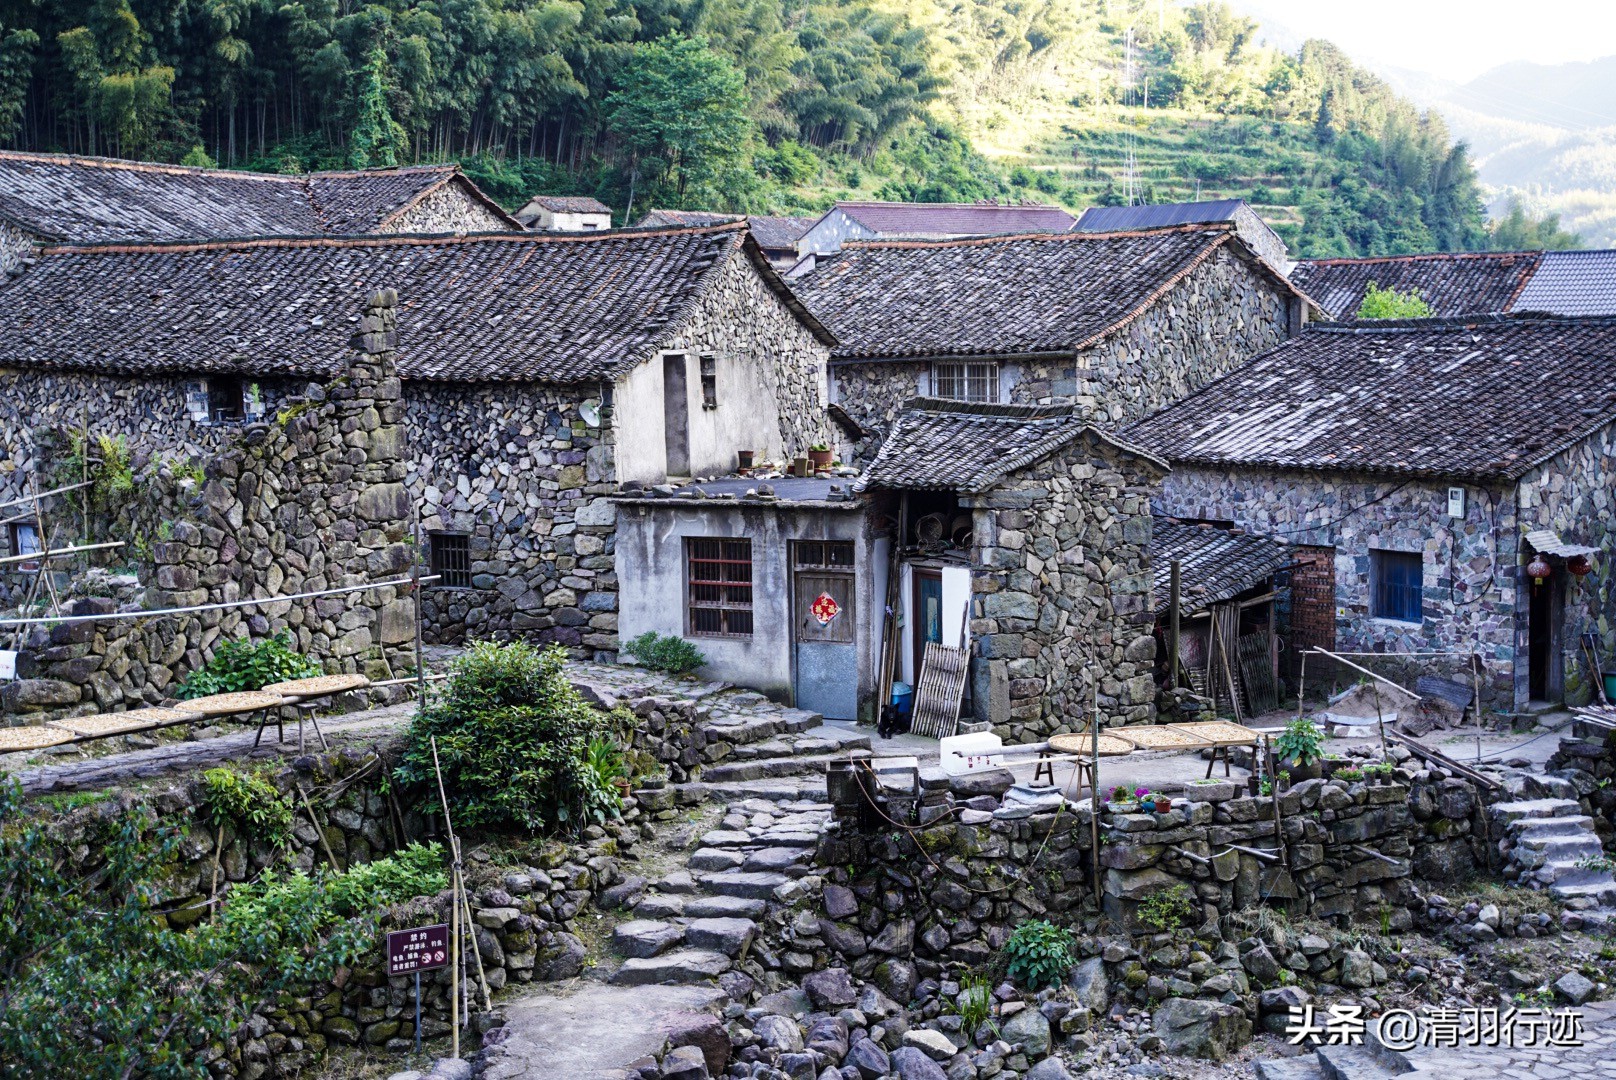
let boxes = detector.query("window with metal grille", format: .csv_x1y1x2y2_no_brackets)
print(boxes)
687,538,753,637
1370,549,1422,623
700,354,718,409
932,361,1000,403
430,531,473,589
793,540,855,569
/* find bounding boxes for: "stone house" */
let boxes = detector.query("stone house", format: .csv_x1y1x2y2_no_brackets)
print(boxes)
1074,199,1292,274
793,223,1318,459
611,399,1167,736
515,194,613,232
1291,248,1616,321
0,222,835,654
789,200,1077,274
1126,313,1616,709
637,210,817,272
0,151,521,275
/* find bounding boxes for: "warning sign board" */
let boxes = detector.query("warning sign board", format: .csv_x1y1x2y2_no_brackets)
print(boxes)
387,924,450,976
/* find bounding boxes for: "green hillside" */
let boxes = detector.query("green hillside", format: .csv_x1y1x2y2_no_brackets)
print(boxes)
0,0,1576,257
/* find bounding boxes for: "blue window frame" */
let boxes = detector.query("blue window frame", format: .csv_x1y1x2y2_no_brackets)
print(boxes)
1371,549,1423,623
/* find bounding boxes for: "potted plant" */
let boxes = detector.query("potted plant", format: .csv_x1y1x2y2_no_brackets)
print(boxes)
1276,717,1326,782
1107,785,1139,812
808,443,834,469
1149,793,1173,813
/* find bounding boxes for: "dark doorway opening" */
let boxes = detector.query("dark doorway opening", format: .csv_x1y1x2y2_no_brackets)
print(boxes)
1528,574,1562,702
663,353,690,477
912,568,943,681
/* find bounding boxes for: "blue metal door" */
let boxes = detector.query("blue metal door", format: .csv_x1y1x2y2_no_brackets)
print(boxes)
792,541,857,720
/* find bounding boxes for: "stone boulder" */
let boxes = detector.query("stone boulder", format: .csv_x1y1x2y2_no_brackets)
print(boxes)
754,1015,804,1053
1069,956,1109,1016
889,1046,948,1080
662,1045,709,1080
846,1038,890,1079
1152,998,1251,1061
1001,1008,1052,1057
803,967,858,1009
664,1012,730,1075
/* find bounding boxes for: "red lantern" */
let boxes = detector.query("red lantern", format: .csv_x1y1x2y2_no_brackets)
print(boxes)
1526,553,1552,584
1568,554,1594,577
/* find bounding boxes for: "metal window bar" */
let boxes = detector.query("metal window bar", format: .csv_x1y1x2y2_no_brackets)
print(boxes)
793,540,854,569
430,532,472,588
933,361,1000,403
699,354,717,409
688,538,753,637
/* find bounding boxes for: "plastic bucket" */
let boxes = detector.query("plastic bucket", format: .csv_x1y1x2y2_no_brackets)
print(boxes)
890,681,914,715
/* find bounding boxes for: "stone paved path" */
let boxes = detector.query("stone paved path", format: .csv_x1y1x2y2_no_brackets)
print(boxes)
1402,999,1616,1080
476,981,723,1080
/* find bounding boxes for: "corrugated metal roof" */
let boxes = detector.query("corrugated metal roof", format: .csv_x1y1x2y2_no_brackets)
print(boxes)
1523,529,1598,557
1074,200,1245,232
1513,250,1616,316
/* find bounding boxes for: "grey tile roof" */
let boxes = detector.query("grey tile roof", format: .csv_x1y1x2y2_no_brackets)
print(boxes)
0,152,519,243
1151,519,1293,615
1289,252,1540,320
1074,200,1246,232
833,201,1076,237
636,210,813,253
1513,250,1616,316
1124,314,1616,481
795,225,1309,361
0,224,832,383
522,195,612,215
855,398,1166,492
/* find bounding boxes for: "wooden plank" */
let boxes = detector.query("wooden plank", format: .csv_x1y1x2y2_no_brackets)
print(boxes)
910,642,968,739
1238,632,1279,714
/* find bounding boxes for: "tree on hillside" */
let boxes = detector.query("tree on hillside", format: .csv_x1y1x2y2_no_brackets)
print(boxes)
0,24,37,143
348,46,407,168
1489,198,1584,251
605,34,751,217
1356,281,1432,319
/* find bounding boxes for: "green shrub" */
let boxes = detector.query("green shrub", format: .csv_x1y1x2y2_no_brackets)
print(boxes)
1138,883,1196,931
222,843,449,946
621,632,706,675
1276,717,1324,767
1003,919,1075,989
199,768,294,847
395,641,621,832
175,632,320,699
1356,281,1432,319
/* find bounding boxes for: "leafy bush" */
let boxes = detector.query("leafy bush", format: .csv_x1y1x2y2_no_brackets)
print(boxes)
395,641,620,832
1138,883,1196,931
1276,717,1325,767
1003,919,1075,989
175,632,320,699
1356,280,1432,319
199,768,293,847
621,631,706,675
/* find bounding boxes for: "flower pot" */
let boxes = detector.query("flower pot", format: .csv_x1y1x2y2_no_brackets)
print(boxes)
613,777,631,798
1247,775,1261,796
1284,756,1324,783
793,455,812,477
1150,797,1172,813
808,448,834,469
1108,801,1141,815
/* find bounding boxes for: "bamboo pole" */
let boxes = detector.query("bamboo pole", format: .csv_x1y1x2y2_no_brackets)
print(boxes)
430,737,462,1061
1266,734,1286,866
1168,559,1181,690
295,784,341,870
1090,683,1101,908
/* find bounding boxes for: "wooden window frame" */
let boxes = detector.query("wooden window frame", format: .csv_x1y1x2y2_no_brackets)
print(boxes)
792,539,855,570
932,360,1000,403
8,520,42,573
1369,548,1423,624
429,531,474,589
699,353,718,410
687,537,753,638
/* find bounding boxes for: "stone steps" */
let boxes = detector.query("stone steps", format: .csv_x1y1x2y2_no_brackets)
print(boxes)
697,708,823,747
692,777,831,802
1510,814,1596,838
610,948,732,987
1254,1058,1327,1080
1513,833,1606,868
699,871,794,900
702,750,869,784
726,728,871,761
1490,798,1583,823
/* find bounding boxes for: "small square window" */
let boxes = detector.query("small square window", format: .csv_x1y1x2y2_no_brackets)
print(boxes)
687,538,753,637
1370,549,1422,623
8,520,42,572
933,361,999,403
700,354,718,409
429,532,473,589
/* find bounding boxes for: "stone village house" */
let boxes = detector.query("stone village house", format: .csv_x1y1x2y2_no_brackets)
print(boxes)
1126,313,1616,709
1290,248,1616,321
791,223,1319,459
0,222,835,656
0,150,522,277
616,398,1168,741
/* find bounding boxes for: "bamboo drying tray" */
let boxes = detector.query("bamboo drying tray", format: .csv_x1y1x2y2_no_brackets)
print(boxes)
0,726,76,753
1048,732,1135,757
180,691,285,717
261,674,370,699
1110,725,1209,750
1168,720,1261,747
48,707,202,738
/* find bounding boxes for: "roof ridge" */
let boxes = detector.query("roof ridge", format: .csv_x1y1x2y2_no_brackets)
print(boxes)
0,148,458,184
1298,250,1543,266
906,396,1073,418
40,221,750,257
1308,311,1616,332
841,221,1232,252
836,199,1066,210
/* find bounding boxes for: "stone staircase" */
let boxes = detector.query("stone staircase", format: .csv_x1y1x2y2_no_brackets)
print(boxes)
1492,797,1616,923
609,795,834,987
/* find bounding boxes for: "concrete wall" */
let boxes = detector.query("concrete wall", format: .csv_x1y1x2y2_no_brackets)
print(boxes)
1157,465,1526,704
829,245,1294,456
528,209,612,232
796,208,876,258
614,499,873,707
614,245,833,483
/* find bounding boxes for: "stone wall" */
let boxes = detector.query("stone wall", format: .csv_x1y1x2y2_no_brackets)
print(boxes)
24,740,641,1079
1157,465,1524,705
967,433,1164,741
811,765,1489,993
2,292,417,721
381,181,517,235
407,383,618,652
0,219,36,278
828,246,1292,456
